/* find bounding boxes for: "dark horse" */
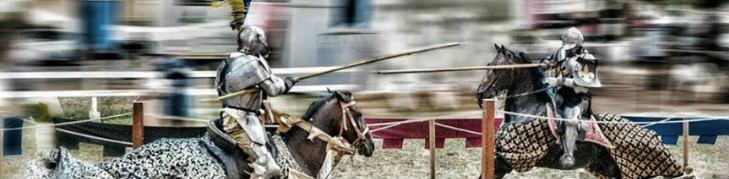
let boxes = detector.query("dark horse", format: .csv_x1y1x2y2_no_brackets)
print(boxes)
27,90,375,179
476,45,683,179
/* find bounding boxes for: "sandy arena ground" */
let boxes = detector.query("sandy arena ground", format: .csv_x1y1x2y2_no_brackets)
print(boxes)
2,131,727,179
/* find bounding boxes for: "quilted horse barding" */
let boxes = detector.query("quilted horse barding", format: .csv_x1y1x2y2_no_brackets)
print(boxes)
496,113,683,178
480,44,683,178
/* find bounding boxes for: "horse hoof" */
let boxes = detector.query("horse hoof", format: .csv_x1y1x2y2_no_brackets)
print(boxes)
560,154,575,168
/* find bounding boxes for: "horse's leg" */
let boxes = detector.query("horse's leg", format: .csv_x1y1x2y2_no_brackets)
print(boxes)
479,155,513,179
494,155,512,179
585,145,622,179
589,160,622,178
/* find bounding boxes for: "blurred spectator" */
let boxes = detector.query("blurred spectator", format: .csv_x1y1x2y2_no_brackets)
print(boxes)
698,14,722,53
332,0,372,28
162,59,194,117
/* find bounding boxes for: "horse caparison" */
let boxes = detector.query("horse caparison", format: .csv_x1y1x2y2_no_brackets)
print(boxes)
30,90,375,179
476,44,682,179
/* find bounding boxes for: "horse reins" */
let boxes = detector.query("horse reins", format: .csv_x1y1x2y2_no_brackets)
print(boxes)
337,101,370,149
320,100,370,179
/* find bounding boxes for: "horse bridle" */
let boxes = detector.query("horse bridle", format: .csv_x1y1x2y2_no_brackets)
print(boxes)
481,65,517,98
337,101,370,149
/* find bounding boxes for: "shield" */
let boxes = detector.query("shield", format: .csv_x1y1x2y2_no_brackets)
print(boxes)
572,54,601,88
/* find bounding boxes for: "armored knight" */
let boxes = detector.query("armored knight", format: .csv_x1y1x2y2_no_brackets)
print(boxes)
215,25,297,178
539,27,602,167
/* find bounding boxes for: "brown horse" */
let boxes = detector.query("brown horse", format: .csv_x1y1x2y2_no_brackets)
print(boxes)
278,90,375,176
28,90,375,179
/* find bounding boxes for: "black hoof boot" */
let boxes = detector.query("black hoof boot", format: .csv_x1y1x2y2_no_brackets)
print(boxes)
560,154,575,168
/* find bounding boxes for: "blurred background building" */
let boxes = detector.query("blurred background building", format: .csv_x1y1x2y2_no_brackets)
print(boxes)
2,0,729,118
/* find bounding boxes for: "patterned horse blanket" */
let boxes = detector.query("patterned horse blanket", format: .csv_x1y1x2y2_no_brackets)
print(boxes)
26,138,227,179
26,136,316,179
496,113,683,178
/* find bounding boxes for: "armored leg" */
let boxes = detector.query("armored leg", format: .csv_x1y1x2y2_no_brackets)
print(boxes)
223,112,281,178
223,116,257,159
560,106,580,168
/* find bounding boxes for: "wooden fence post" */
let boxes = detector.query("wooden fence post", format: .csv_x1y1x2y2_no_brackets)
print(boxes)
682,121,689,170
132,101,144,148
1,117,4,177
481,99,496,179
429,120,436,179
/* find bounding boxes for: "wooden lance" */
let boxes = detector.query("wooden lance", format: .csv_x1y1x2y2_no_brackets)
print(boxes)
214,42,461,101
376,63,541,75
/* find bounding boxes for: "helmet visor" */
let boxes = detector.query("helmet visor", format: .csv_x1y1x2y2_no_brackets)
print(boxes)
562,42,577,50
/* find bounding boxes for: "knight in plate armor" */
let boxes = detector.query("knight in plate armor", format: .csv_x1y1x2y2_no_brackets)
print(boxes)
539,27,602,167
215,25,297,178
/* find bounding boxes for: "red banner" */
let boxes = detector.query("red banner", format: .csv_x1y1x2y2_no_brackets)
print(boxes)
364,118,503,149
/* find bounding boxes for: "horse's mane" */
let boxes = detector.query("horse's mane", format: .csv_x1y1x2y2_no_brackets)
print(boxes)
301,90,353,120
494,45,552,107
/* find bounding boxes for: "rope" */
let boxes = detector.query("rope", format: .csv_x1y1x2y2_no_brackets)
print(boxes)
434,122,482,135
368,111,482,133
21,117,133,146
144,114,212,123
1,113,131,131
498,110,729,124
55,128,133,146
498,88,549,99
368,111,483,127
368,118,433,129
640,116,677,128
367,108,724,135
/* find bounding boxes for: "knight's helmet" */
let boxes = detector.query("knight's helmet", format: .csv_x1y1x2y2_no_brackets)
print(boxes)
237,25,271,58
561,27,584,52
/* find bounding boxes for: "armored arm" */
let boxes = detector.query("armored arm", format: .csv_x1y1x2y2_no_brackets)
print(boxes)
540,53,562,87
257,59,296,96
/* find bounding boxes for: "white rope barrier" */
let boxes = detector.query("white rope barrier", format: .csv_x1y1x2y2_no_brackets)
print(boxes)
434,122,482,136
144,114,212,123
0,67,358,79
369,118,433,133
1,113,131,131
498,110,729,124
498,88,549,99
368,118,433,128
55,128,133,146
640,116,678,128
368,111,483,133
0,85,358,98
367,107,727,136
368,111,484,127
20,117,133,146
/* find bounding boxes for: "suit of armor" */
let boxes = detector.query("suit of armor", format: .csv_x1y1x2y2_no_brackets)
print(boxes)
216,26,296,178
539,27,602,167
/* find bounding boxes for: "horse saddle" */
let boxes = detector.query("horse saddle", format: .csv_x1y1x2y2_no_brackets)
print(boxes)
545,104,614,148
201,118,251,179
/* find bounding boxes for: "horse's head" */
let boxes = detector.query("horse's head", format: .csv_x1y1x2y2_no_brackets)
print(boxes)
477,44,533,106
304,90,375,157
